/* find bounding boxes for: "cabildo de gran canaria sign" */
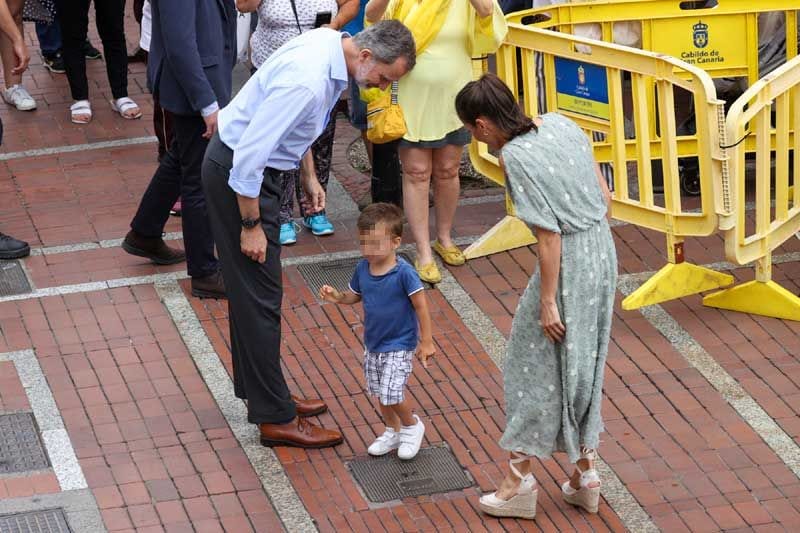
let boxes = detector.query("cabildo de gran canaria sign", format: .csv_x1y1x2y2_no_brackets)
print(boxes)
650,14,748,75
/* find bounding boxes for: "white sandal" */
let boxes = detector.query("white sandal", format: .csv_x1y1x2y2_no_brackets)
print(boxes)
562,447,601,513
70,100,92,124
111,97,142,120
479,452,538,520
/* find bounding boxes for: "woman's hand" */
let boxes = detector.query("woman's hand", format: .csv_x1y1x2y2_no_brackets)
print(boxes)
468,0,494,18
540,299,565,343
11,37,28,75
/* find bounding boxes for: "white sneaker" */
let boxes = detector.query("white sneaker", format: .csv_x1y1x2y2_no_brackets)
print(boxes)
367,428,400,456
397,415,425,460
3,84,36,111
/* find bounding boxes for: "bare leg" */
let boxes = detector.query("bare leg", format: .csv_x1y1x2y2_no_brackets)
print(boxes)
400,146,434,265
379,403,400,432
390,399,415,427
0,0,24,88
431,144,463,249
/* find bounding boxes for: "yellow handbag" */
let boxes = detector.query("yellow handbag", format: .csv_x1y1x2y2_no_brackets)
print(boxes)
365,81,406,144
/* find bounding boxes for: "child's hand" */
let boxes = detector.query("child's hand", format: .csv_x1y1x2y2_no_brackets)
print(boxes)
319,285,342,303
417,339,435,369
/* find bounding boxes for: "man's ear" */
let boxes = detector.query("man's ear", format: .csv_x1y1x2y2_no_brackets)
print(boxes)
359,48,374,62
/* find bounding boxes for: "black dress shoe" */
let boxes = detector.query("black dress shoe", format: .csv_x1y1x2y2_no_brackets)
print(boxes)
191,269,226,299
127,47,147,63
122,230,186,265
0,232,30,259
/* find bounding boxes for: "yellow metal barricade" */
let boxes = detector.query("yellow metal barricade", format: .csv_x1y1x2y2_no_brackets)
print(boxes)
704,55,800,320
465,23,734,306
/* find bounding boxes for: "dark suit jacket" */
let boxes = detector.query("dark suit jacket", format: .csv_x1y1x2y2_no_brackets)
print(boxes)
148,0,236,116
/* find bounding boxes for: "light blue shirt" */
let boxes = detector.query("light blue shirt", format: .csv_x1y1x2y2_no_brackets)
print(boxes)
218,28,350,198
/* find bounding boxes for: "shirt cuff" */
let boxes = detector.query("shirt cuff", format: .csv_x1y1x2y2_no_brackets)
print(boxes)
227,172,262,199
200,101,219,118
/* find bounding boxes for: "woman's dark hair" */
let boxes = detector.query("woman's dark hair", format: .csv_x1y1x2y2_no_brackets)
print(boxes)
455,73,537,139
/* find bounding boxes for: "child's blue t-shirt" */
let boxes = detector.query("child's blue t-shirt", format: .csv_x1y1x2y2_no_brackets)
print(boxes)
348,257,424,353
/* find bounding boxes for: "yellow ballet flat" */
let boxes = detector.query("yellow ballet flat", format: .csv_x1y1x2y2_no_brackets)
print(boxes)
414,260,442,284
432,241,466,266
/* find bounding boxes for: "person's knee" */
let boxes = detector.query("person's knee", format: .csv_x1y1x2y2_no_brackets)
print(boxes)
433,159,460,182
403,163,431,185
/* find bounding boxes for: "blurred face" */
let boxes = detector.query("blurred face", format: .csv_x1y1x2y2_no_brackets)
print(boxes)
354,50,409,90
359,222,401,263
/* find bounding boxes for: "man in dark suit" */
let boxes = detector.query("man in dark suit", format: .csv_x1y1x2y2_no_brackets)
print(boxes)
123,0,234,299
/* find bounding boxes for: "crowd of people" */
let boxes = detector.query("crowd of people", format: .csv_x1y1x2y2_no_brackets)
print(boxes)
0,0,624,521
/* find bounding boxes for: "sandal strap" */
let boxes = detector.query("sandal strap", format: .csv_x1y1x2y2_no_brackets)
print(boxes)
70,100,91,112
114,97,138,112
580,468,601,488
509,451,532,480
580,446,598,462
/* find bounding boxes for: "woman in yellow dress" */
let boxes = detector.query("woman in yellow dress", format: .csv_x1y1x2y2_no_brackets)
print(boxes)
365,0,505,283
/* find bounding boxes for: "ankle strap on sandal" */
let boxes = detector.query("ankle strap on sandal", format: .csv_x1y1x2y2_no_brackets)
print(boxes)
509,451,532,480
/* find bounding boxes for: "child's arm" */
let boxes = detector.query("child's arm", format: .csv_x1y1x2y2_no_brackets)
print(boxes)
410,290,435,368
319,285,361,305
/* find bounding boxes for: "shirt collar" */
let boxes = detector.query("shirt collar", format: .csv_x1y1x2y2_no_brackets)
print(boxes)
330,32,350,83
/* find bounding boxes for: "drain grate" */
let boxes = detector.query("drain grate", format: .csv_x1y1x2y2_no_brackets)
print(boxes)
298,253,416,300
348,446,473,503
0,413,50,474
0,509,71,533
0,260,31,297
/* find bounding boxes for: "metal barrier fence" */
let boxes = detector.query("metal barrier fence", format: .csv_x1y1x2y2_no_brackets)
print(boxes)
704,55,800,320
465,23,735,308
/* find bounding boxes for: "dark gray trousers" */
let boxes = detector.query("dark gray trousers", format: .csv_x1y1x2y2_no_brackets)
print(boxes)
201,133,296,424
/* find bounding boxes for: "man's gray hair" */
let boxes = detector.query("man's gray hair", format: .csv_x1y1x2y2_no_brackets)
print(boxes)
352,20,416,70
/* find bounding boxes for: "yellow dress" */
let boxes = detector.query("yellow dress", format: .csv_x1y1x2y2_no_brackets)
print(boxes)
393,0,473,142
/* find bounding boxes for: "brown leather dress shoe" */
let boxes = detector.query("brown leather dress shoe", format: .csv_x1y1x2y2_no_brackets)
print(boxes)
122,230,186,265
292,395,328,417
259,417,343,448
191,269,226,299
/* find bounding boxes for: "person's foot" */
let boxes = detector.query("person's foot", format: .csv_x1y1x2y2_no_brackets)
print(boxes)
302,214,334,236
170,200,182,217
292,395,327,417
259,417,343,448
127,47,147,63
191,270,226,299
84,41,102,60
0,232,30,259
368,428,400,456
42,52,66,74
279,222,297,245
397,414,425,460
2,85,36,111
122,230,186,265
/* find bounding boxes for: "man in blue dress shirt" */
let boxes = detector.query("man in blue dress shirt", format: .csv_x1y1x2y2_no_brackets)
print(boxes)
201,20,416,448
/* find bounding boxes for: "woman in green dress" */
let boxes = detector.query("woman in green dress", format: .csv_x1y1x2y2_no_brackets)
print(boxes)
455,73,617,520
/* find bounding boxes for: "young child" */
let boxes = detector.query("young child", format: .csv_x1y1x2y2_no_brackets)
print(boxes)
320,203,434,460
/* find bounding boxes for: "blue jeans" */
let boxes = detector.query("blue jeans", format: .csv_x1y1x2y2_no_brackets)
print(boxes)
35,21,62,57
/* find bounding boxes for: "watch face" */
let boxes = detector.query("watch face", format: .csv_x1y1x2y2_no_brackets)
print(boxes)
242,218,259,228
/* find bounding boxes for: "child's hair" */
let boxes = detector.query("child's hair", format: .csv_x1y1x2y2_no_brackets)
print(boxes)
357,202,404,238
455,72,538,139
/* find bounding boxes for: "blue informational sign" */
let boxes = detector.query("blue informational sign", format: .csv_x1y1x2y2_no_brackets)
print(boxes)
554,57,610,121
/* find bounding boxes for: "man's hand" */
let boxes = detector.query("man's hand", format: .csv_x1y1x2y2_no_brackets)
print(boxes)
300,171,326,214
11,38,28,75
202,110,219,139
319,285,343,303
417,338,435,369
240,225,267,263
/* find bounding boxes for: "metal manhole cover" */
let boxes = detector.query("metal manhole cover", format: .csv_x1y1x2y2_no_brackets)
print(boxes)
0,413,50,474
0,509,71,533
348,446,473,503
298,252,416,300
0,261,31,297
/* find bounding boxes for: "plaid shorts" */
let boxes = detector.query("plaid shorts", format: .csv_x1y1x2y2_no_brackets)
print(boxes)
363,349,414,406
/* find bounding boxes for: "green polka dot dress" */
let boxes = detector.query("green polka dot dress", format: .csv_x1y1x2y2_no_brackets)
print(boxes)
498,113,618,463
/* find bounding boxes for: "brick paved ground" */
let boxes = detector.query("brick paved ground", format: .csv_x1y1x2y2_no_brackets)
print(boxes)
1,9,800,533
